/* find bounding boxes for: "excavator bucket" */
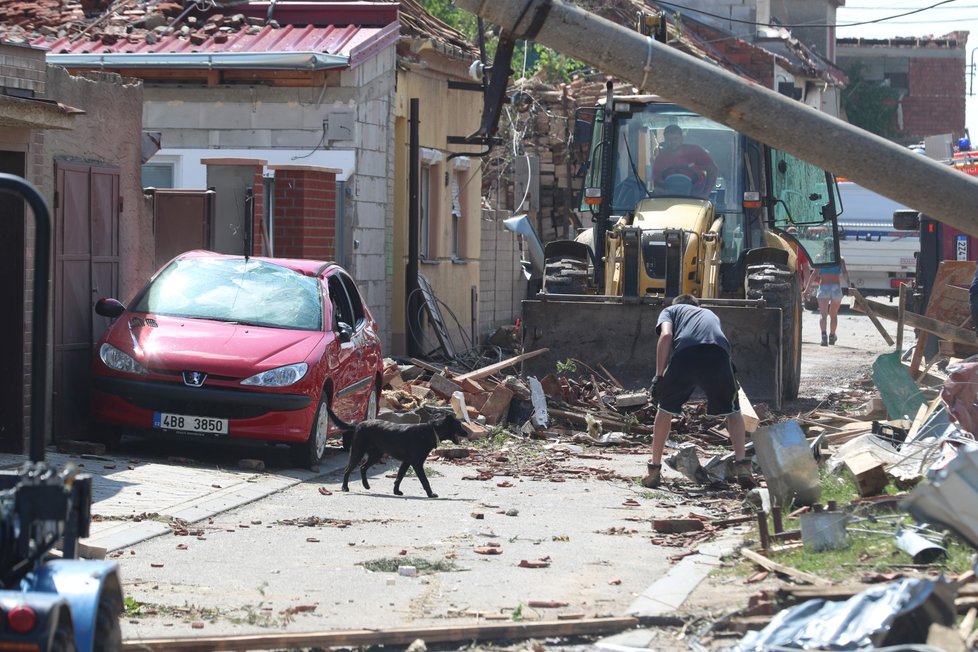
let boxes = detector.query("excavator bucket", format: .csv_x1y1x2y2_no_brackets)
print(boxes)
520,297,785,409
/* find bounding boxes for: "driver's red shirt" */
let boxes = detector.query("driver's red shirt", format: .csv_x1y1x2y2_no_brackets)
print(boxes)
653,144,714,196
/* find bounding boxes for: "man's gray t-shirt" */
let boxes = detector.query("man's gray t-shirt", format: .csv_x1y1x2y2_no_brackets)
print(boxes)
656,304,731,356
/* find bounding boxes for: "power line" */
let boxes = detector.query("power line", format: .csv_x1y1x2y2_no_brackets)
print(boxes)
654,0,961,29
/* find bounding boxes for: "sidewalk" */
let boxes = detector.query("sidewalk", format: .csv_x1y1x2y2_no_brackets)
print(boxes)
0,448,348,554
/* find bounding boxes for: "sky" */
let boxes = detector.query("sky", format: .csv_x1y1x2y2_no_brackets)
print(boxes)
834,1,978,133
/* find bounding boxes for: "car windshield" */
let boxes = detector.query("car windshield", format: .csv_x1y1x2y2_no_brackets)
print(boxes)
132,257,323,330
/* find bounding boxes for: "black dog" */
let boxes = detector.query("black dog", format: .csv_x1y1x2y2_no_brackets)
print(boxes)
327,407,466,498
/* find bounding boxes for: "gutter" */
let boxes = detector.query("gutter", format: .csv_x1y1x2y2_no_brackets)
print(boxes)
46,51,349,70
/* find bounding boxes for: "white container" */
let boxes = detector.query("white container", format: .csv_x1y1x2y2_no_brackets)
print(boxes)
398,565,418,577
450,391,471,423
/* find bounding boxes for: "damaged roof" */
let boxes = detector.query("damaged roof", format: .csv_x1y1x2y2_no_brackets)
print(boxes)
0,0,474,70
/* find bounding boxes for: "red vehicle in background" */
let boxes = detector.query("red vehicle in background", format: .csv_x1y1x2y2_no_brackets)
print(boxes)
89,251,383,469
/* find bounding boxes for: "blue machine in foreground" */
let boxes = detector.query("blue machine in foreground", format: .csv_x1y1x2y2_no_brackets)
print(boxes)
0,174,123,651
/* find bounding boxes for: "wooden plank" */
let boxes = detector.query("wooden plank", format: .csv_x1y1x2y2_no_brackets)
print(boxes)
896,283,907,353
549,407,654,435
910,332,928,377
120,617,641,651
741,547,830,586
738,386,760,433
855,299,978,347
849,288,895,346
454,348,550,382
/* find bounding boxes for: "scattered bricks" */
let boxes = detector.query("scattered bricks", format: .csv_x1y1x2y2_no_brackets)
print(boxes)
459,377,485,394
502,375,531,400
382,360,402,385
845,450,888,497
470,512,485,519
528,600,569,608
428,373,463,399
518,559,551,568
615,391,649,408
57,440,106,456
388,374,407,390
465,391,491,412
480,384,514,425
461,422,489,440
539,373,562,400
409,384,433,400
652,518,706,534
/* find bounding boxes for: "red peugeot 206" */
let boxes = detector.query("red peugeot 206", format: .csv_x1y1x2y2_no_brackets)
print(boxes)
89,251,383,468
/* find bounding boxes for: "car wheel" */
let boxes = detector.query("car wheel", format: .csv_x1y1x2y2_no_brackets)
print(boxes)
365,384,379,420
292,392,329,469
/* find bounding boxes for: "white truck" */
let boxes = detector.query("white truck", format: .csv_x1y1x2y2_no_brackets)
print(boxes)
836,180,919,299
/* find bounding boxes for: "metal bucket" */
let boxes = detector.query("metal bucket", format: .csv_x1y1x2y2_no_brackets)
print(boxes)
800,511,849,552
895,529,947,564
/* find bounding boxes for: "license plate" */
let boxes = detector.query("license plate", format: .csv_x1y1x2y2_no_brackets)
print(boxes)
153,412,228,435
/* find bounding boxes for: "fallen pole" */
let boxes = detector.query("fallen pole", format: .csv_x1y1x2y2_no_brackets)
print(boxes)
121,616,641,651
454,0,978,236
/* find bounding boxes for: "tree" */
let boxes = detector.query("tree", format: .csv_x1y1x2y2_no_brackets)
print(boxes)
418,0,588,83
840,63,901,139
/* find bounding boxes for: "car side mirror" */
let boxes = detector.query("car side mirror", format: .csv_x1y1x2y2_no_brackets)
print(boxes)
95,298,126,318
893,209,920,231
338,321,353,343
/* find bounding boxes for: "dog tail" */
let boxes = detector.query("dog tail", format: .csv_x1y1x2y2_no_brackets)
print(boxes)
325,404,357,431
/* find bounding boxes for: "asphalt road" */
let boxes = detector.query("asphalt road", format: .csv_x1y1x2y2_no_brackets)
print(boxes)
108,297,901,648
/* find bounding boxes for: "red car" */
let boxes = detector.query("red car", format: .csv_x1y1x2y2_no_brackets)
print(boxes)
89,251,383,468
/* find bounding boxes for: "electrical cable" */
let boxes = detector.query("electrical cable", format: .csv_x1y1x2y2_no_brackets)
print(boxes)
653,0,960,29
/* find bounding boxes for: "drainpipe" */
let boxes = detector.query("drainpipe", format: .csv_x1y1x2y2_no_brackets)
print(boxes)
407,99,423,356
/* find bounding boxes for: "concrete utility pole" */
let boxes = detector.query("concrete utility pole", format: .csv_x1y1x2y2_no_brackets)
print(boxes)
455,0,978,236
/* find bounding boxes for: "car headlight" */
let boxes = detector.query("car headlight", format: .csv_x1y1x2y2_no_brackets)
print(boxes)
99,343,148,375
241,362,308,387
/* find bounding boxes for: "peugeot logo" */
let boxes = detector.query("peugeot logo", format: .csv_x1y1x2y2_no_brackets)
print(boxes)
183,371,207,387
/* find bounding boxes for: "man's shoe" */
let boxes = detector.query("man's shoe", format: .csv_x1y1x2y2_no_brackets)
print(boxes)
733,459,756,489
829,334,837,345
641,463,662,488
820,333,828,347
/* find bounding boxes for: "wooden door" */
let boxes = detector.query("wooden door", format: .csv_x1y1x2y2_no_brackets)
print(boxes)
0,151,26,452
54,161,120,440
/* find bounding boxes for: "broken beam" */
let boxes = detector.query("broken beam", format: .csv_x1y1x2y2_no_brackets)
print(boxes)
454,348,549,382
855,299,978,347
120,616,640,651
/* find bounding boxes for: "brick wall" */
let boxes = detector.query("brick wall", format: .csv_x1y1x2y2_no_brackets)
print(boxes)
266,165,338,260
902,58,967,140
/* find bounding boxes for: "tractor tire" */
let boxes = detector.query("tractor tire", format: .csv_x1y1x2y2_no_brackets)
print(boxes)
543,256,588,294
50,609,77,652
746,263,802,402
92,590,122,652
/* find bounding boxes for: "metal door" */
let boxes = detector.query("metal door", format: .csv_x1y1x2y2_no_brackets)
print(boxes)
152,189,214,269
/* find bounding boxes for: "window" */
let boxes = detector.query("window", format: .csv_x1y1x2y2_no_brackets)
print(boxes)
142,163,174,189
451,158,472,260
451,170,461,258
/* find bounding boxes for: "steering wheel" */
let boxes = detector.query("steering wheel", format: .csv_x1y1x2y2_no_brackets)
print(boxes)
659,165,707,195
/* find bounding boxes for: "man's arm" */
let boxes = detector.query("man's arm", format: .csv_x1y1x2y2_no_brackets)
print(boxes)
655,321,673,377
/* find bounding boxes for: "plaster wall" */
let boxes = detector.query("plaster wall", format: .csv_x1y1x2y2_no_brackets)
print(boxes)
391,69,484,356
43,67,149,301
